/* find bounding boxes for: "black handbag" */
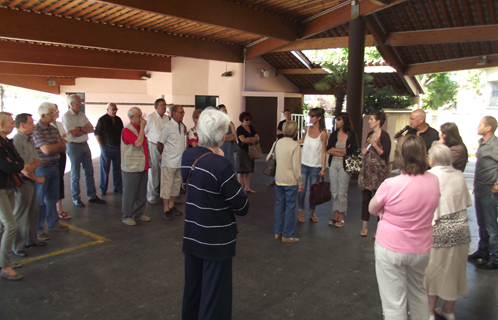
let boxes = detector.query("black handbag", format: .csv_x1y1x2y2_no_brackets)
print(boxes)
262,141,277,176
309,176,331,206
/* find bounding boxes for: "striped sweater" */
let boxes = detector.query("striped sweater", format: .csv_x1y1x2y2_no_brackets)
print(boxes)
181,146,249,261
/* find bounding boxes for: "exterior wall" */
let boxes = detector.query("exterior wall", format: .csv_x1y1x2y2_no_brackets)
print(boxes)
244,56,300,93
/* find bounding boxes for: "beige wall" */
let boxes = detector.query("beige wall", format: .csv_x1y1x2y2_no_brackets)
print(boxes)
244,56,300,93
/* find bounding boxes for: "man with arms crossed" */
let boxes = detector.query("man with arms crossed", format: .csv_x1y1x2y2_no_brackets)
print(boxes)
62,94,105,207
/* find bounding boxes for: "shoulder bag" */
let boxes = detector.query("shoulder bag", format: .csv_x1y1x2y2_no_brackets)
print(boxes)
248,141,263,160
262,140,277,176
344,132,362,174
309,176,331,206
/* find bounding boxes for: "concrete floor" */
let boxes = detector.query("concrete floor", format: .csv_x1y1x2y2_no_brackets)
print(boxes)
0,158,497,320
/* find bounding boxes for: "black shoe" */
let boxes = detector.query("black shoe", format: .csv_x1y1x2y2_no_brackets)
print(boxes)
89,197,106,204
114,189,123,193
169,207,183,216
12,250,28,257
477,261,498,270
163,211,175,221
468,251,489,260
73,199,85,207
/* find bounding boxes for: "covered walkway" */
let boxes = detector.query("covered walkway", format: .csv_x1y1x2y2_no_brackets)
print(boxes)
0,157,496,320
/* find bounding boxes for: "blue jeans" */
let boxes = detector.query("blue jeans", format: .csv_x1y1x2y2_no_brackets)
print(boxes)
36,164,60,232
475,193,498,263
99,146,122,193
298,164,321,212
274,185,298,238
67,143,97,201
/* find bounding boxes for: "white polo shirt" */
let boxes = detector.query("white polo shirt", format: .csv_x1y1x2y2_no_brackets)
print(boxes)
62,108,90,143
145,110,169,144
158,119,185,168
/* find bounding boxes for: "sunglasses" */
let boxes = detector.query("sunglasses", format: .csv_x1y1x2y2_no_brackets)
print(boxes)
244,118,251,121
310,114,317,118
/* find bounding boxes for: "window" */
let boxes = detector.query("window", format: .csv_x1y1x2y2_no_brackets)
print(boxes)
195,96,218,110
491,83,498,106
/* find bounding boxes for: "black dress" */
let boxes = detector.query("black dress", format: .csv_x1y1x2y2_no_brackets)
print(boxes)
236,125,257,173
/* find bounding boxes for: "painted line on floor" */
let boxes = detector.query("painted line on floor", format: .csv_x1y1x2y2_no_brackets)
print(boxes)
18,222,110,265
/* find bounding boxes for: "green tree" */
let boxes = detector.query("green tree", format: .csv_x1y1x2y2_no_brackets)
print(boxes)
363,85,413,114
418,73,458,110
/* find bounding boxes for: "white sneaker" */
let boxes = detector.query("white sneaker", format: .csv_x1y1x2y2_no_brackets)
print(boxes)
136,215,151,222
122,218,136,226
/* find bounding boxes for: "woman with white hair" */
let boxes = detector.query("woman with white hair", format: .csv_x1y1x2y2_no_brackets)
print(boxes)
425,143,471,320
180,107,249,320
0,112,25,280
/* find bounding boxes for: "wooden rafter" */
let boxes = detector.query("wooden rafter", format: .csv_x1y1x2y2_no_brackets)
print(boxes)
246,0,410,60
93,0,299,41
0,74,60,94
0,41,172,72
386,25,498,46
0,8,244,63
272,35,375,52
0,62,148,80
405,54,498,75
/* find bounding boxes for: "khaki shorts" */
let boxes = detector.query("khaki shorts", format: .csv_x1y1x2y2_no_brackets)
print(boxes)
160,167,182,199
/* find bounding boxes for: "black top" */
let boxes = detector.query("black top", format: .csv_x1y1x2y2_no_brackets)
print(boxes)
277,120,286,140
0,136,25,190
326,130,358,169
406,126,439,152
181,146,249,261
236,125,257,153
366,130,391,163
95,114,124,147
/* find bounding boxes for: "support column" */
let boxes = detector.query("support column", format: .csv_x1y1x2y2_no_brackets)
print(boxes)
346,16,366,143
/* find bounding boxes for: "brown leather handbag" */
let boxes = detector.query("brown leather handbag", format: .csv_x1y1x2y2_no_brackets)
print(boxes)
12,172,24,188
248,142,263,160
309,176,331,206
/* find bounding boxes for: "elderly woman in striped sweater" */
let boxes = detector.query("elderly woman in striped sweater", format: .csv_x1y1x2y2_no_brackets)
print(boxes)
180,107,249,320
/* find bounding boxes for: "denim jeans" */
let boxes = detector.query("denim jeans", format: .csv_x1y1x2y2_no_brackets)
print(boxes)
274,185,298,238
99,145,122,193
475,193,498,262
298,164,321,212
67,143,97,201
36,164,60,232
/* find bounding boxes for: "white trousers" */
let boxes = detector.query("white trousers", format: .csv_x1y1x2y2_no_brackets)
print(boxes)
328,160,351,213
375,242,430,320
147,141,161,202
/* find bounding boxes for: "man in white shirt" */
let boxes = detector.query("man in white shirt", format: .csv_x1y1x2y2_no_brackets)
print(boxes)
144,98,169,204
62,94,105,207
157,105,185,221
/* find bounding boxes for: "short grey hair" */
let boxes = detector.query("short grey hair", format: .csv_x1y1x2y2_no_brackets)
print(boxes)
127,107,140,119
197,107,229,148
67,94,80,104
38,102,56,118
428,143,452,167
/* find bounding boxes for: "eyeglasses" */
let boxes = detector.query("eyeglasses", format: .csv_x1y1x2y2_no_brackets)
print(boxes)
244,119,251,121
175,111,185,114
310,114,317,118
110,108,118,111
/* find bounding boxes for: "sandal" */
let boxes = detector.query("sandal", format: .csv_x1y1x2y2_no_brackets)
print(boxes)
309,213,319,223
328,219,336,226
298,212,305,223
335,220,344,228
360,225,368,237
58,211,71,220
245,188,256,194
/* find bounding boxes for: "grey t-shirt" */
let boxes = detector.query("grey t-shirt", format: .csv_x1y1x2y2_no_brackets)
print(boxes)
474,135,498,198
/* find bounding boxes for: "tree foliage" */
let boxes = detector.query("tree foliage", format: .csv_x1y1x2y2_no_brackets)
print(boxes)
418,73,458,110
363,85,413,114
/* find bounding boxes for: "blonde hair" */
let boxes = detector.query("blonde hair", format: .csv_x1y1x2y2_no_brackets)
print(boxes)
0,112,13,125
192,108,203,121
282,121,297,137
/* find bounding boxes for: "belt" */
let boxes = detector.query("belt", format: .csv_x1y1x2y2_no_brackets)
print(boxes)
68,142,87,145
41,161,59,166
105,145,120,149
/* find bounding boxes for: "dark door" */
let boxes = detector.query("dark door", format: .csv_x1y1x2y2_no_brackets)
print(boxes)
245,97,277,154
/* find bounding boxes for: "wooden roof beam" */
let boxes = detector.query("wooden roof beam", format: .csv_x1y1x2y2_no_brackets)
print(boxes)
94,0,299,41
276,68,328,75
0,8,244,63
0,74,60,95
272,35,375,52
246,0,408,60
0,62,147,80
0,41,171,72
366,16,420,96
405,54,498,75
387,25,498,46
